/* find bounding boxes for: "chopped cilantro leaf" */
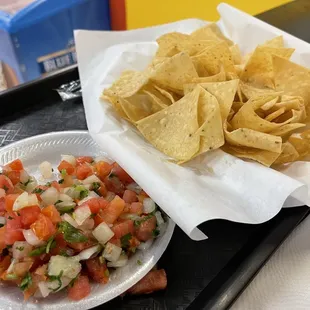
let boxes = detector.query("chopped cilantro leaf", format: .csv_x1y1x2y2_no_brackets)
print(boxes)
58,179,64,184
59,249,70,257
58,221,88,243
46,236,56,254
19,272,32,291
3,185,8,192
0,224,4,228
60,169,67,176
29,245,46,257
7,216,13,220
152,229,160,238
108,172,116,179
134,214,154,227
92,182,101,192
48,270,63,292
137,259,142,265
16,246,24,251
79,189,88,200
104,269,109,277
21,179,32,187
55,200,63,205
45,182,51,187
33,188,44,194
120,233,132,249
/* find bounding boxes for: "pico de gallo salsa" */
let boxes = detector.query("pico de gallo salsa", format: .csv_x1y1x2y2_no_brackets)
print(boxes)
0,155,167,301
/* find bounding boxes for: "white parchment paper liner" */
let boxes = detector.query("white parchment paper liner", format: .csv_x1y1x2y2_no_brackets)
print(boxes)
75,3,310,240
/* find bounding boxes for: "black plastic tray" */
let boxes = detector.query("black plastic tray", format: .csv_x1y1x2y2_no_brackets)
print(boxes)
1,2,310,309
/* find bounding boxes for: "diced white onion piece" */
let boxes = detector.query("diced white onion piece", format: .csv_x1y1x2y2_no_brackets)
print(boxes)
105,191,115,202
26,177,38,192
102,242,122,262
126,182,142,194
155,211,164,226
143,198,156,214
7,258,17,273
79,218,95,231
63,187,79,199
137,239,153,251
0,189,5,198
89,191,99,198
82,175,101,185
61,155,76,167
58,193,73,202
12,241,33,260
49,276,71,292
120,213,141,221
61,214,78,228
77,196,93,206
158,222,168,237
92,222,114,245
56,201,76,211
23,229,45,246
13,192,39,211
107,254,128,268
39,161,53,179
94,156,113,164
48,256,81,279
73,205,91,225
28,194,39,206
0,216,6,226
37,281,51,298
77,245,101,261
83,184,91,190
19,170,30,183
40,187,59,205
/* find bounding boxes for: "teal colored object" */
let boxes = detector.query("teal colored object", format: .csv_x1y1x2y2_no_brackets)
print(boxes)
0,0,110,86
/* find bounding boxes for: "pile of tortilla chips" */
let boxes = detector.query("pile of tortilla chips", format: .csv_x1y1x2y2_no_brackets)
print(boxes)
102,23,310,167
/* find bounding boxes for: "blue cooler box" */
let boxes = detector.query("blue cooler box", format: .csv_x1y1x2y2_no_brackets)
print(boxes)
0,0,110,88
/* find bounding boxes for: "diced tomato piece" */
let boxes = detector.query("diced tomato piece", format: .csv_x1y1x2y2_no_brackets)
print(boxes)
4,194,19,212
0,198,5,212
50,234,68,255
93,214,104,227
75,164,93,180
31,214,56,241
19,205,41,228
57,160,75,175
135,215,157,242
0,256,11,275
5,229,25,245
129,202,143,215
41,205,61,224
112,220,134,239
0,227,6,253
123,190,138,203
109,237,121,247
112,163,134,184
6,170,20,185
50,181,61,192
79,197,109,214
0,175,14,194
127,269,167,295
67,239,96,252
97,183,107,197
68,275,91,301
61,175,74,188
95,161,112,181
99,196,125,224
7,159,24,171
86,257,109,284
13,261,33,278
76,156,93,165
104,176,125,196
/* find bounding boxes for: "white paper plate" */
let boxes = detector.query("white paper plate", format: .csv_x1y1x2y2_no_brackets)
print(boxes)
0,130,175,310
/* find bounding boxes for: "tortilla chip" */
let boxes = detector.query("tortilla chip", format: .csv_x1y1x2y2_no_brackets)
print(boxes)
190,65,226,83
270,123,306,137
142,90,168,112
191,41,236,77
230,95,287,133
273,142,299,165
230,44,242,65
288,135,310,158
241,46,295,88
262,36,284,48
224,124,282,153
240,82,279,100
191,23,234,46
223,144,281,167
150,52,198,93
195,88,224,154
103,71,148,98
265,107,286,122
260,97,279,111
156,32,190,57
152,85,177,105
273,55,310,105
136,87,201,161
